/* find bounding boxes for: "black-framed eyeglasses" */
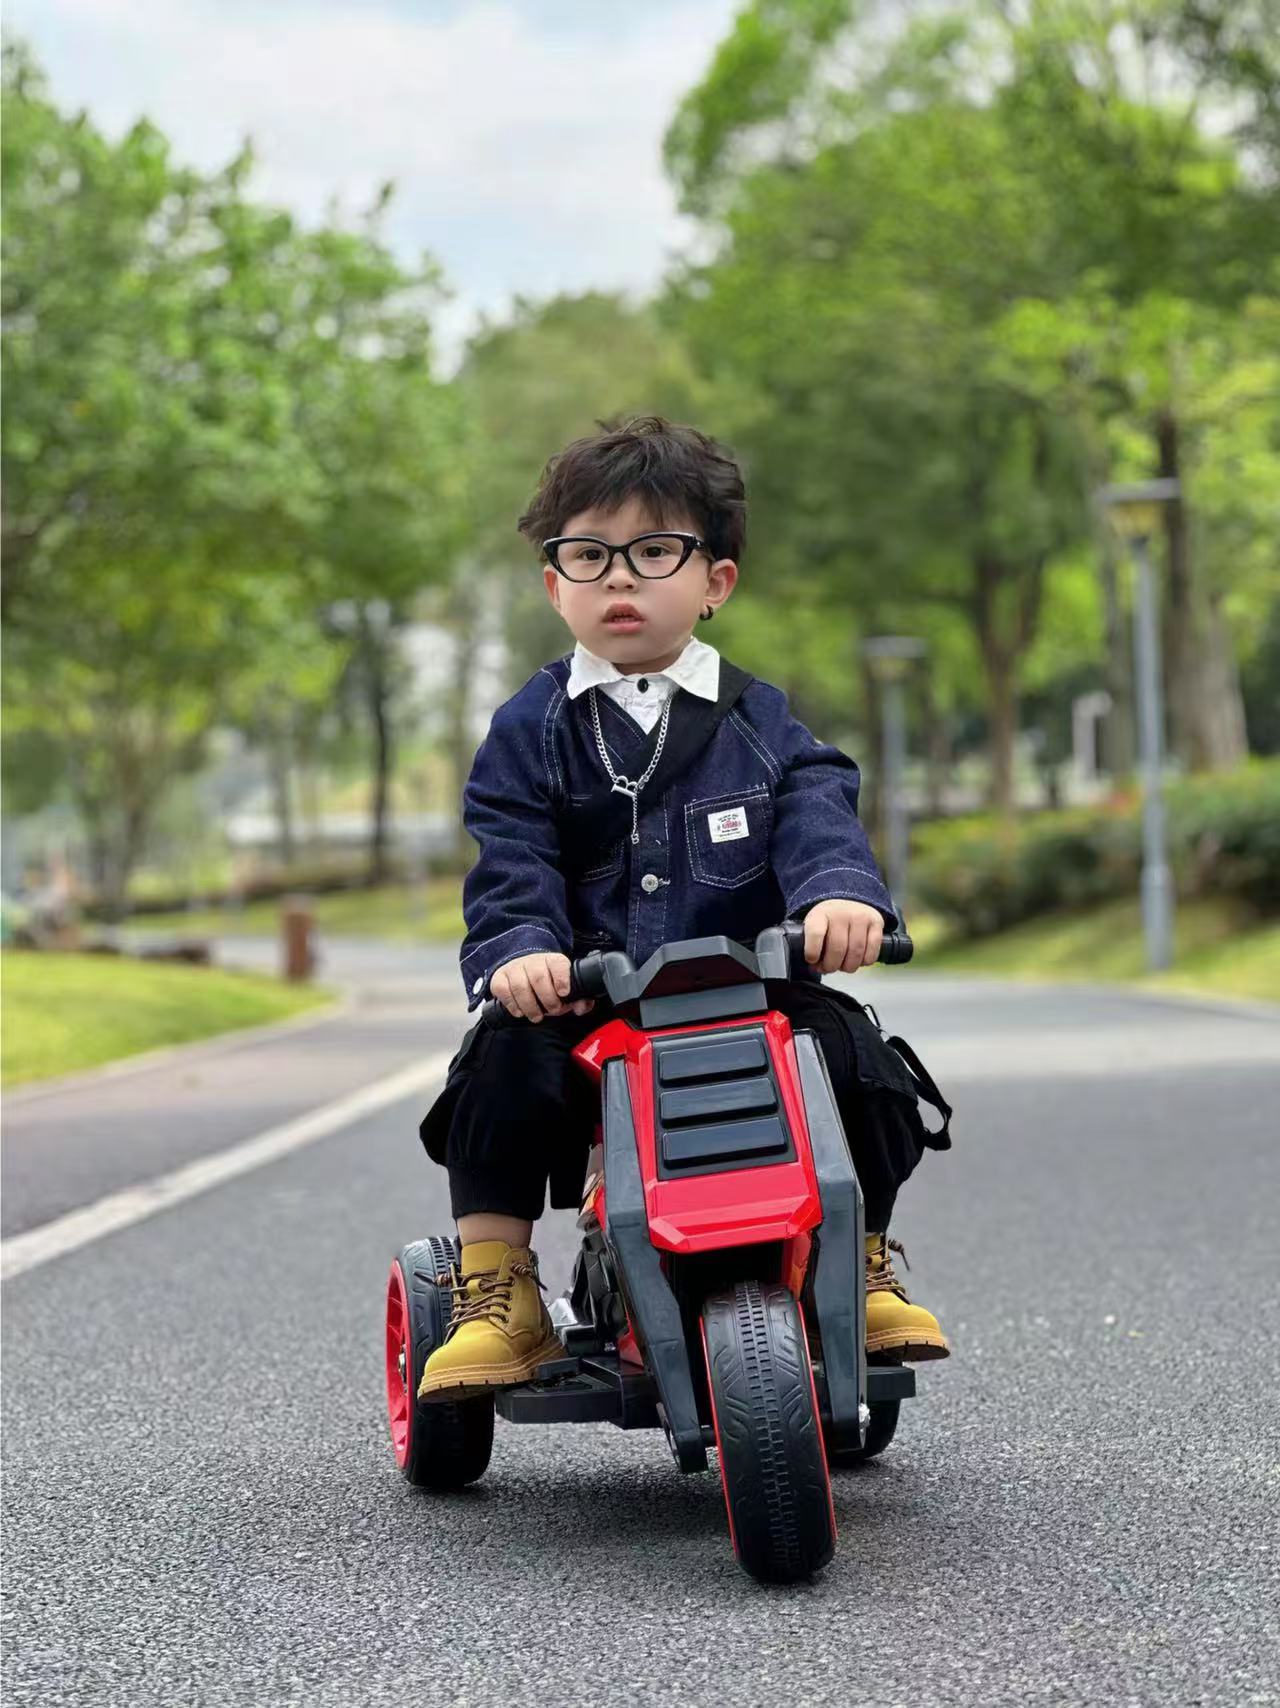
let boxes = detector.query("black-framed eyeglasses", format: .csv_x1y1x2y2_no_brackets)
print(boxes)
542,532,710,582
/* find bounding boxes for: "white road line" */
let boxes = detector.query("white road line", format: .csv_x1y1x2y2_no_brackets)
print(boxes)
1,1050,455,1282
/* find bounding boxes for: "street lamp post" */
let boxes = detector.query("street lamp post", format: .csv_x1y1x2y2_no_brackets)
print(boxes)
864,636,926,920
1096,479,1181,973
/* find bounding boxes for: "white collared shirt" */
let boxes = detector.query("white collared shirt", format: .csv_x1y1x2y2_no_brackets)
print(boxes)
565,636,720,734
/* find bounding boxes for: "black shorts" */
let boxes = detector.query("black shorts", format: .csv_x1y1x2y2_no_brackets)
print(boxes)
419,981,950,1230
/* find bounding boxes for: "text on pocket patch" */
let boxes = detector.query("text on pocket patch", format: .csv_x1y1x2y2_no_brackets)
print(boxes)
708,805,750,843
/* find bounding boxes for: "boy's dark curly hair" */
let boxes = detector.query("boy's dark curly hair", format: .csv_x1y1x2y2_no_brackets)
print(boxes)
518,416,747,563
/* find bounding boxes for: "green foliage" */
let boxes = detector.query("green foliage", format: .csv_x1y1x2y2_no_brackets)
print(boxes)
664,0,1280,795
0,950,330,1087
921,894,1280,1002
1,40,463,902
459,293,712,684
914,762,1280,936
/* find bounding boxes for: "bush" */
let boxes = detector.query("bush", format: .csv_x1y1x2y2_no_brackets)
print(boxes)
85,853,408,923
914,761,1280,939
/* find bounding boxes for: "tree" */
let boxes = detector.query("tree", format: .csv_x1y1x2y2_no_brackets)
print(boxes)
1,43,462,900
664,0,1279,797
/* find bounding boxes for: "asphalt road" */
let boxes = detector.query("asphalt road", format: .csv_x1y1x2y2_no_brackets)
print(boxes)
3,948,1278,1707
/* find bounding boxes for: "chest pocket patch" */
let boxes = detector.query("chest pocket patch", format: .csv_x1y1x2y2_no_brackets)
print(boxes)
707,805,750,843
686,788,773,889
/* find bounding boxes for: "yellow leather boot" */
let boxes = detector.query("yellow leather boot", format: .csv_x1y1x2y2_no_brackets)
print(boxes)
417,1241,564,1402
865,1234,950,1361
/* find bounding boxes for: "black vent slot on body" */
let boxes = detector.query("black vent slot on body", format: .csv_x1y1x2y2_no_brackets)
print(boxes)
653,1028,792,1172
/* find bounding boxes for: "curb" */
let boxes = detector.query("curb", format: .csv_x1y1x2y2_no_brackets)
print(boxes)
2,994,350,1107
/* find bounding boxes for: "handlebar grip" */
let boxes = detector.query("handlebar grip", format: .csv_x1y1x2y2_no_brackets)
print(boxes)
478,949,608,1028
778,918,913,969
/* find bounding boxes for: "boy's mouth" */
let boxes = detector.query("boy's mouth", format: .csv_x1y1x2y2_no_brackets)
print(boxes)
602,602,645,632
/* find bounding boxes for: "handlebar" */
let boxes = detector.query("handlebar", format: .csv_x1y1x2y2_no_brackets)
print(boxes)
479,920,913,1028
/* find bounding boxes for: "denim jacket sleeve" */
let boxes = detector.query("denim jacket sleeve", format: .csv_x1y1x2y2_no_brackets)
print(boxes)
458,692,572,1009
762,689,898,929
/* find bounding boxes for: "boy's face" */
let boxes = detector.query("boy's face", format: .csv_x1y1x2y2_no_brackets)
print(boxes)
542,494,738,674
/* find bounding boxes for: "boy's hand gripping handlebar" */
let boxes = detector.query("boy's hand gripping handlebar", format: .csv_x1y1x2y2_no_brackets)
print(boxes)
479,921,913,1028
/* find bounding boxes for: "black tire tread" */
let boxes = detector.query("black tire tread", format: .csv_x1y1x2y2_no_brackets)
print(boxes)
397,1235,494,1489
703,1280,835,1583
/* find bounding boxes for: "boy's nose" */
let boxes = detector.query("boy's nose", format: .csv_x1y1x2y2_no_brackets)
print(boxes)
603,559,638,589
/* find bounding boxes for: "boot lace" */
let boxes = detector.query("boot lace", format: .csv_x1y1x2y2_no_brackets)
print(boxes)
436,1262,544,1333
866,1237,911,1296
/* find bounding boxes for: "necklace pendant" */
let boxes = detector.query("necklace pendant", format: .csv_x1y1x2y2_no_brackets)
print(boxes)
611,778,638,799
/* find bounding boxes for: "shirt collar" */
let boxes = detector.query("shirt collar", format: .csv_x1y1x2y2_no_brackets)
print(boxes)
566,636,721,703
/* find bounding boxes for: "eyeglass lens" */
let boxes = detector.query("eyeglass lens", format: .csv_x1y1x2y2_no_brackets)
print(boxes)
553,535,697,581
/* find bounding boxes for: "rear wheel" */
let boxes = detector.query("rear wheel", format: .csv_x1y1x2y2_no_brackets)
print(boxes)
385,1235,494,1489
828,1399,900,1468
701,1280,836,1584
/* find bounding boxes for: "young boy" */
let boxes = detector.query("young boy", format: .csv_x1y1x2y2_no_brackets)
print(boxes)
417,416,949,1401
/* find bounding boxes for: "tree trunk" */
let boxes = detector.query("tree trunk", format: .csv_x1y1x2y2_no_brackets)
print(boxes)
85,822,112,900
1155,409,1249,771
921,678,953,819
268,731,296,865
443,571,480,870
364,631,393,885
1157,408,1200,768
972,551,1033,816
1098,529,1135,779
1201,587,1250,763
982,643,1018,814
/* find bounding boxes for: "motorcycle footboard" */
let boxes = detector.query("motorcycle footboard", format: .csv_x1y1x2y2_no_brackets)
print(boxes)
601,1058,707,1472
495,1355,660,1428
794,1030,867,1453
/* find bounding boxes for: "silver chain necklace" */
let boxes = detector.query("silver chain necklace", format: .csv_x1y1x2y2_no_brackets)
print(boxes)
588,686,674,844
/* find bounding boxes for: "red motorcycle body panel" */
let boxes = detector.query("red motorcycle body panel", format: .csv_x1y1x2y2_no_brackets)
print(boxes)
572,1009,822,1258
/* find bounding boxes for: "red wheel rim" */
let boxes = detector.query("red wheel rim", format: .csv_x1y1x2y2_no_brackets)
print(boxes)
385,1261,412,1468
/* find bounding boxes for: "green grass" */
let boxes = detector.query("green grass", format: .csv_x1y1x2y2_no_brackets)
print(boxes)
920,896,1280,1002
131,878,466,945
1,951,334,1088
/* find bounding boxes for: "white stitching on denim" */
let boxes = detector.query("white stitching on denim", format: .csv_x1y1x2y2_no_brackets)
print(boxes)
786,867,887,907
596,692,644,756
728,709,782,781
540,687,566,800
655,788,671,944
683,784,771,812
683,792,773,888
578,851,622,880
461,922,560,971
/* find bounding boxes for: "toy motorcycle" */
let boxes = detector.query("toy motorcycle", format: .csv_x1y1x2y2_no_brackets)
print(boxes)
385,920,920,1583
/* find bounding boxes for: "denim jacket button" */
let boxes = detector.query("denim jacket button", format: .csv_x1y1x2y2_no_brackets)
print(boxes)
641,873,660,894
472,976,484,995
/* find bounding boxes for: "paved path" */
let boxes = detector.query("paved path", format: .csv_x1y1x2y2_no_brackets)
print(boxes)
3,948,1278,1706
1,941,467,1239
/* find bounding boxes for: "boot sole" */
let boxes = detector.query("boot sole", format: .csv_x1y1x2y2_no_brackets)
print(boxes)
417,1334,566,1404
866,1330,950,1362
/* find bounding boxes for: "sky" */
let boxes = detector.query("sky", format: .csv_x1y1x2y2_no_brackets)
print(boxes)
9,0,740,359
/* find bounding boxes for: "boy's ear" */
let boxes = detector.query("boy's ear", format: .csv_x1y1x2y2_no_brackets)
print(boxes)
704,556,738,615
542,565,562,611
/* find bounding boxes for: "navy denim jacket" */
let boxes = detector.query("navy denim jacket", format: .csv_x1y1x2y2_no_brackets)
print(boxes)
458,655,896,1009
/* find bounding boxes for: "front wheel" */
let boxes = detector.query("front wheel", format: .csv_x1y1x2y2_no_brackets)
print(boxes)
386,1235,494,1489
702,1280,836,1584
